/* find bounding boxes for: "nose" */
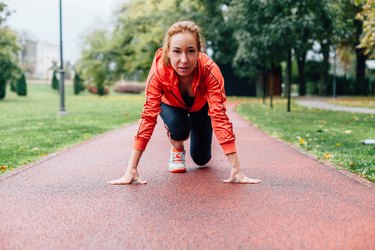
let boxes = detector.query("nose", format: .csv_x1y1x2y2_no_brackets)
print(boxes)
180,53,188,63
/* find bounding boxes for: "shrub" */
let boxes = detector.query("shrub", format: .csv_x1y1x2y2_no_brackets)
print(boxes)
87,85,109,95
114,83,145,94
0,80,5,99
97,84,106,96
16,73,27,96
10,79,17,92
51,70,59,90
73,71,85,95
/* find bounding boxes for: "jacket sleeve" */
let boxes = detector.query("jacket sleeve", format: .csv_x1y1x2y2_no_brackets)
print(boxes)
205,63,236,155
133,70,163,151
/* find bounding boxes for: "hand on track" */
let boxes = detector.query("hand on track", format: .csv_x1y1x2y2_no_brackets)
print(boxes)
223,168,261,184
107,168,147,185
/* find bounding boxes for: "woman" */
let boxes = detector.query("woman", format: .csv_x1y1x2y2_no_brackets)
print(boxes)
108,19,261,185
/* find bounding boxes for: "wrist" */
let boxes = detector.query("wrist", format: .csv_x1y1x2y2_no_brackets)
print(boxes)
232,164,240,169
227,152,240,168
127,163,138,169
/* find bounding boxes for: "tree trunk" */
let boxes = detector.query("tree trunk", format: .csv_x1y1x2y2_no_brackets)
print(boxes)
0,79,6,99
286,48,292,112
355,48,367,95
297,51,307,96
270,65,274,109
320,42,330,96
354,19,368,96
262,68,267,105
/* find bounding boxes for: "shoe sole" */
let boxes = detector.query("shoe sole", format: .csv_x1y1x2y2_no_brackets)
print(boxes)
168,168,186,173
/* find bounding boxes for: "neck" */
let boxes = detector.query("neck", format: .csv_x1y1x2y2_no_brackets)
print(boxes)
178,74,193,85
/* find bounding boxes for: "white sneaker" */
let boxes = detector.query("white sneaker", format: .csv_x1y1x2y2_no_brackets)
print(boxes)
168,147,186,173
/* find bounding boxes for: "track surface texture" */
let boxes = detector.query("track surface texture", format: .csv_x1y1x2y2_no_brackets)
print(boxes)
1,103,374,249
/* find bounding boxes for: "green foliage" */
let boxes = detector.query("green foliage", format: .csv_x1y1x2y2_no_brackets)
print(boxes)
111,0,192,78
51,69,59,90
78,0,204,84
16,73,27,96
0,8,21,100
228,0,333,77
0,79,5,99
10,79,17,92
228,0,294,77
354,0,375,58
192,0,237,66
97,84,106,96
73,71,85,95
0,2,11,24
77,29,113,95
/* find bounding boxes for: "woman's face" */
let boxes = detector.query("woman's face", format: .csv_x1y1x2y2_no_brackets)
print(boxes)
168,32,198,78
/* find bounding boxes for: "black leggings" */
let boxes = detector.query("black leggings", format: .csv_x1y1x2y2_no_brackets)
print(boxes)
160,103,213,166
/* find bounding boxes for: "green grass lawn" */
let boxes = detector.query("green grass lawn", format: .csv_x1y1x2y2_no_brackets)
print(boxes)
235,97,375,182
0,84,145,175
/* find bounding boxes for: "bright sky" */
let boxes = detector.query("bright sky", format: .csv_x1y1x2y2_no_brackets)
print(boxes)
4,0,123,64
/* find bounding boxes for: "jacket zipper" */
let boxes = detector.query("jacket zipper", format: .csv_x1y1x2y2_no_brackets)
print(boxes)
169,89,190,111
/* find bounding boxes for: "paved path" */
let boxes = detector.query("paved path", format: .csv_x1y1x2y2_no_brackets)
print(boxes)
296,98,375,114
1,103,374,249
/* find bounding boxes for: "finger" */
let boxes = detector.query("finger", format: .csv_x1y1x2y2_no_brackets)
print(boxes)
132,179,148,185
107,177,133,185
235,176,261,184
223,178,235,183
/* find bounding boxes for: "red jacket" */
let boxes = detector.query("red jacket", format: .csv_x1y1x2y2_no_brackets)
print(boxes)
133,48,236,155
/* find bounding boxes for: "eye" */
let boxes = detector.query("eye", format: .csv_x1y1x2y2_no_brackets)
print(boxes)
172,50,180,53
188,49,196,54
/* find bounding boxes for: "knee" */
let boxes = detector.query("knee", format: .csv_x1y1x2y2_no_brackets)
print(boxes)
168,118,190,141
191,153,211,166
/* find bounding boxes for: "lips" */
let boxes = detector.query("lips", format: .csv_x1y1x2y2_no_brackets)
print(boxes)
178,66,189,71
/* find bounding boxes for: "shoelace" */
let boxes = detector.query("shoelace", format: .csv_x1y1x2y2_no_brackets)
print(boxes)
171,151,185,163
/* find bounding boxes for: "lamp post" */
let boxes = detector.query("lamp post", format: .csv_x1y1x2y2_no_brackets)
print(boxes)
58,0,67,115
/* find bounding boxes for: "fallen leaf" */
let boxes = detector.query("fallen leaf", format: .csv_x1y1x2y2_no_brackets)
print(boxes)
323,153,333,159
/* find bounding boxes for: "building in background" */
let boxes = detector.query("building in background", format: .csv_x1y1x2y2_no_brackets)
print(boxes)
20,40,59,80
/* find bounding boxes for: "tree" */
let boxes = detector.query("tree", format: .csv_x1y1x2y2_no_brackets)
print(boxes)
194,0,256,97
292,0,333,96
77,28,113,96
16,72,27,96
0,3,21,100
194,0,237,65
73,71,85,95
314,1,336,96
229,0,298,110
334,0,368,95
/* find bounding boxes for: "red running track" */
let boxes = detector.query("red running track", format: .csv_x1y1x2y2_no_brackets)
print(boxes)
0,103,374,249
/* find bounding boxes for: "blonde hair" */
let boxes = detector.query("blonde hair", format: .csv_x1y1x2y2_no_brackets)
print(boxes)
162,19,205,65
